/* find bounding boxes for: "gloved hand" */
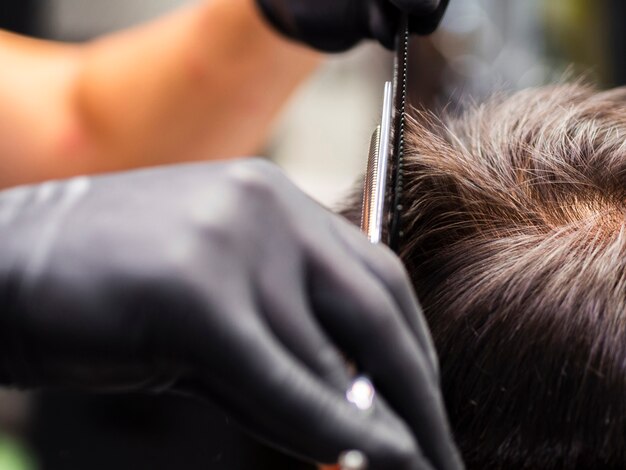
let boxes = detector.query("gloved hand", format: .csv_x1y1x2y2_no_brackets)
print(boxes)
0,159,462,470
255,0,450,52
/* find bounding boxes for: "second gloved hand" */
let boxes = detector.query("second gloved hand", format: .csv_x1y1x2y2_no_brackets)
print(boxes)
255,0,449,52
0,159,462,470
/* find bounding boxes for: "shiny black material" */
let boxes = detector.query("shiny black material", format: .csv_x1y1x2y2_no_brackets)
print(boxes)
0,160,462,469
256,0,449,52
0,0,38,35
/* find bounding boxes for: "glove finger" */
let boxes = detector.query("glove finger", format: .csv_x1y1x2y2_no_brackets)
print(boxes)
331,219,440,379
256,271,352,391
407,0,450,35
368,1,400,50
370,0,448,48
182,316,433,469
309,253,463,470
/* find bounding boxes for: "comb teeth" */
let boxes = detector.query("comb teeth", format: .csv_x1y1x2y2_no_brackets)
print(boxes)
388,17,410,252
361,126,381,237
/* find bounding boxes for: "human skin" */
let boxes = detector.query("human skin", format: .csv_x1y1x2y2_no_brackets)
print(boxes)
0,0,321,188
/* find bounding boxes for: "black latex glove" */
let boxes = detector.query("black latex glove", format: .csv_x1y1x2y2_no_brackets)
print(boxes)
0,160,462,470
256,0,450,52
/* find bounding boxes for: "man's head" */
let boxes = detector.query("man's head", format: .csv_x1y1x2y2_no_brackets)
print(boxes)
346,84,626,469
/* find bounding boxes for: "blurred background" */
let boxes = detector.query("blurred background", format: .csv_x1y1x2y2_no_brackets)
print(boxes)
0,0,622,468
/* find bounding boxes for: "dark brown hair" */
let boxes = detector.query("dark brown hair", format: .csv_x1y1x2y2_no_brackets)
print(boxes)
346,84,626,469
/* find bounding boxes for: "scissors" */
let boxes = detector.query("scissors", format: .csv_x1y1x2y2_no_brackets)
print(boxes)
341,16,412,470
361,16,410,250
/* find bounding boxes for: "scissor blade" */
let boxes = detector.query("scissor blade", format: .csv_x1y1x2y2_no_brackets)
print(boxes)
361,82,393,244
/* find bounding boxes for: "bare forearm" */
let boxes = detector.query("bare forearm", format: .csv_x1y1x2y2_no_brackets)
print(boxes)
0,0,321,188
75,0,321,171
0,32,83,187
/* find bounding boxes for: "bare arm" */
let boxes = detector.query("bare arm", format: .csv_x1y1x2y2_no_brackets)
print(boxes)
0,0,321,188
